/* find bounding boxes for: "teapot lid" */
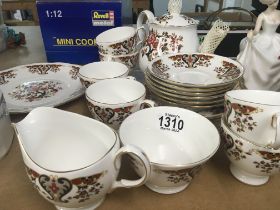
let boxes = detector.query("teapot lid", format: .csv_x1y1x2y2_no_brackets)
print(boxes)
154,0,199,27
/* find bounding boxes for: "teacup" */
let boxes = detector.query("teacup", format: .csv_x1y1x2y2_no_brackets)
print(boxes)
119,106,220,194
99,51,139,69
221,116,280,186
225,90,280,148
96,26,144,56
78,61,129,88
85,78,155,130
14,107,151,210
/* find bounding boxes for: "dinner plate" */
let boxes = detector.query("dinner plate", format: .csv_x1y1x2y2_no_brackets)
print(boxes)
148,53,244,88
0,63,84,113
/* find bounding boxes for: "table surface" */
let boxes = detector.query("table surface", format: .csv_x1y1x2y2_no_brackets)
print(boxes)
0,26,280,210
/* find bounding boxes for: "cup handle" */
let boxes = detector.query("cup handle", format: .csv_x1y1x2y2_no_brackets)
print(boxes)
135,26,146,50
140,99,156,109
272,113,280,149
136,10,155,42
110,144,151,191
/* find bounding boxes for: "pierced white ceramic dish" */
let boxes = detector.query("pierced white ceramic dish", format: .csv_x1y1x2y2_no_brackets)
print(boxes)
119,106,220,194
0,63,84,113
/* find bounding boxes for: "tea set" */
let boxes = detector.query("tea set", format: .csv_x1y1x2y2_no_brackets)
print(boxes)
1,0,280,209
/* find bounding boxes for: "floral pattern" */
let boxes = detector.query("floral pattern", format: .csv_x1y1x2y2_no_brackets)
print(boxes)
0,70,17,85
158,166,201,184
223,132,252,161
87,102,133,126
151,60,170,79
155,13,197,26
214,61,241,81
26,64,62,74
98,35,137,56
8,81,63,102
26,167,106,204
69,66,80,80
222,129,280,174
168,54,213,68
225,99,263,133
141,29,183,62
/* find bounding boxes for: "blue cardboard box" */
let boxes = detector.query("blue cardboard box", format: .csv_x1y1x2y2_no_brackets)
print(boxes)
36,0,122,64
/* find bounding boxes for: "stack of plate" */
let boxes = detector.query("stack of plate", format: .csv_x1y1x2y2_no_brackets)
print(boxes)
144,53,244,127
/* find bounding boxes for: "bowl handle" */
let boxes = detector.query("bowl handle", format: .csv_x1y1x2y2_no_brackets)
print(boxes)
110,144,151,191
272,113,280,149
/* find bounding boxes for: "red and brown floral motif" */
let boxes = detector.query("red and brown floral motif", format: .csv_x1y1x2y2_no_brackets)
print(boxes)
222,131,252,161
8,81,63,102
26,64,62,75
151,60,170,79
141,29,183,62
214,61,241,81
26,167,106,204
109,35,137,56
155,13,197,25
168,54,214,68
157,165,201,184
117,54,139,68
252,151,280,173
69,66,80,80
0,70,17,85
87,102,133,125
225,99,263,133
222,130,280,174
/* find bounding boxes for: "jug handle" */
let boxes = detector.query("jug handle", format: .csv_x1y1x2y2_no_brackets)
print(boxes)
110,144,151,191
136,10,155,43
271,113,280,149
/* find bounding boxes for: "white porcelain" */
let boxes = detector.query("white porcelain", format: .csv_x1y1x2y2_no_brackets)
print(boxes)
148,53,244,88
237,1,280,91
119,106,220,194
78,61,129,88
99,51,139,69
86,78,155,130
0,90,14,159
14,107,151,210
96,26,143,56
221,117,280,186
225,90,280,149
137,0,200,72
0,63,84,113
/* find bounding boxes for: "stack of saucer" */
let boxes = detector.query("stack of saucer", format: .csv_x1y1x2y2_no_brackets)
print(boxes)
145,53,244,126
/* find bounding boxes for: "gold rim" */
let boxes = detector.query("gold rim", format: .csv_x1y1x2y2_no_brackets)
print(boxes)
147,82,224,106
145,70,237,93
145,76,226,100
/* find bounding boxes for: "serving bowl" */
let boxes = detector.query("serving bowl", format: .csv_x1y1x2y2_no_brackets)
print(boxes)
119,106,220,194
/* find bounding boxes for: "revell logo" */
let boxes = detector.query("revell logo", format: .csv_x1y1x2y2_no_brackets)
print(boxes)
92,11,109,20
92,10,114,26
